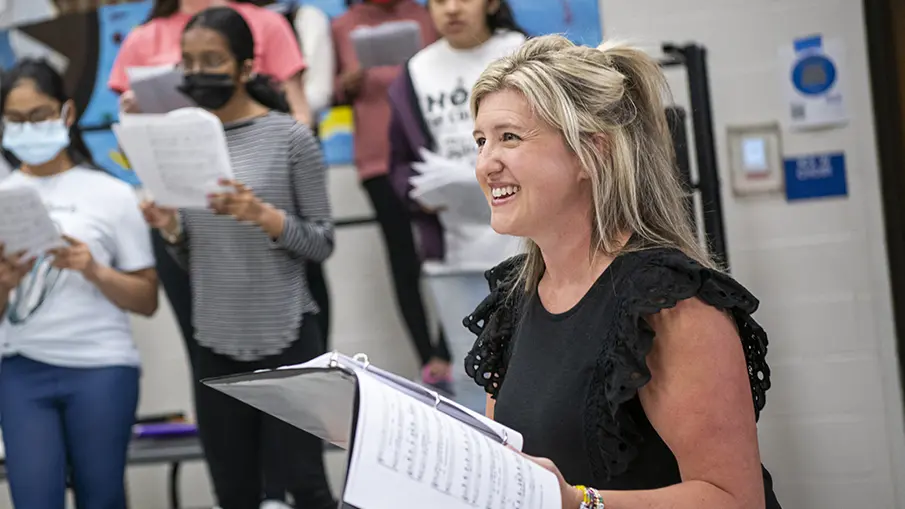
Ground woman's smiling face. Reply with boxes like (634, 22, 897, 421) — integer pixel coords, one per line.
(473, 89, 589, 239)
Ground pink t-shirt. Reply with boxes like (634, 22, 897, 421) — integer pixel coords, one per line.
(108, 2, 306, 94)
(332, 0, 438, 181)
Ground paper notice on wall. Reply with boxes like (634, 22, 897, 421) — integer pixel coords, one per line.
(778, 34, 848, 130)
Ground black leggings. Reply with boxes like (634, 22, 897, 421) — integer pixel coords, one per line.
(191, 317, 335, 509)
(362, 175, 450, 365)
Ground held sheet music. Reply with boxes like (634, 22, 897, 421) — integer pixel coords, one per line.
(126, 65, 194, 114)
(113, 108, 234, 208)
(350, 20, 422, 68)
(344, 371, 561, 509)
(0, 187, 65, 258)
(203, 352, 559, 509)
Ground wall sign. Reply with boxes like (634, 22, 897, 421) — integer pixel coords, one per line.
(783, 152, 848, 201)
(778, 34, 848, 130)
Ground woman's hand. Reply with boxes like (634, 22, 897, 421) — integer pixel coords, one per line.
(208, 179, 286, 238)
(140, 200, 181, 241)
(0, 244, 35, 294)
(340, 68, 365, 99)
(119, 90, 141, 114)
(50, 235, 98, 278)
(208, 179, 267, 223)
(521, 452, 585, 509)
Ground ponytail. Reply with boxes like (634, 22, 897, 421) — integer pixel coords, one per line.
(245, 74, 290, 113)
(595, 40, 673, 155)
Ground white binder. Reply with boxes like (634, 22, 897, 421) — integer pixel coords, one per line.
(204, 351, 561, 509)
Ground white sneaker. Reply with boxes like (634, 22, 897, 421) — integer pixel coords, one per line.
(261, 500, 292, 509)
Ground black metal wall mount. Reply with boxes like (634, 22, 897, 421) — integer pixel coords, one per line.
(660, 43, 730, 270)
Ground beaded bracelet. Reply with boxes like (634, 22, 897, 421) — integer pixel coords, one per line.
(574, 485, 605, 509)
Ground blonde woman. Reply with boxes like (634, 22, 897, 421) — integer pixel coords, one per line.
(464, 36, 782, 509)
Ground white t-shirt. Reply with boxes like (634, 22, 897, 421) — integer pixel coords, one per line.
(409, 30, 526, 271)
(0, 167, 155, 368)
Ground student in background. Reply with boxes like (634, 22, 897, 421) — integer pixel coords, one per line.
(263, 0, 335, 116)
(387, 0, 525, 411)
(332, 0, 454, 392)
(140, 8, 335, 509)
(0, 59, 157, 509)
(107, 0, 315, 400)
(237, 0, 335, 349)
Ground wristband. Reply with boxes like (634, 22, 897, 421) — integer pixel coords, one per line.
(574, 485, 605, 509)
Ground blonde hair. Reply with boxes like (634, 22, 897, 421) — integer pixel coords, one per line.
(470, 35, 715, 290)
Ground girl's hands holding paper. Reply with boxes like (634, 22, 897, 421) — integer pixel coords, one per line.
(209, 179, 286, 238)
(140, 201, 178, 230)
(50, 235, 97, 276)
(0, 243, 35, 294)
(140, 200, 181, 243)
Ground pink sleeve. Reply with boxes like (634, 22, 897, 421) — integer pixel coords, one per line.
(259, 14, 307, 83)
(108, 29, 145, 94)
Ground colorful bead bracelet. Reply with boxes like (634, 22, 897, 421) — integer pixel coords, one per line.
(575, 485, 605, 509)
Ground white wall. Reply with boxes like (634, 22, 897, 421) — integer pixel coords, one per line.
(598, 0, 905, 507)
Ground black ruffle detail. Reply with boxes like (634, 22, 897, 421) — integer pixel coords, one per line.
(463, 254, 526, 397)
(585, 249, 771, 480)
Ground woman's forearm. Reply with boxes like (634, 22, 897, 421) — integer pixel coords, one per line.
(85, 265, 158, 317)
(284, 73, 312, 126)
(596, 481, 744, 509)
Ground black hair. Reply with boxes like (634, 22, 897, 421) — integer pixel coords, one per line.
(487, 0, 525, 35)
(0, 59, 95, 168)
(184, 6, 290, 113)
(147, 0, 179, 21)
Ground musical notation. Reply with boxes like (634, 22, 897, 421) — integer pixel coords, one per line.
(113, 109, 234, 208)
(0, 187, 65, 257)
(344, 370, 560, 509)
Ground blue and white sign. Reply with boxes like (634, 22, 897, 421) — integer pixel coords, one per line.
(778, 35, 848, 130)
(783, 152, 848, 201)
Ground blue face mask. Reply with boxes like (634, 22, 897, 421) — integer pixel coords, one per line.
(2, 115, 71, 166)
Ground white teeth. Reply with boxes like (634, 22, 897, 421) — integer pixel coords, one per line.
(491, 185, 520, 198)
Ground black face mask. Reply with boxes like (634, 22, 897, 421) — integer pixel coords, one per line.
(179, 73, 237, 110)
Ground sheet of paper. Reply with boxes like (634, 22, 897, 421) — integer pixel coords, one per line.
(127, 66, 194, 114)
(113, 108, 234, 208)
(343, 371, 561, 509)
(410, 174, 492, 226)
(0, 157, 11, 181)
(350, 20, 422, 68)
(0, 187, 65, 258)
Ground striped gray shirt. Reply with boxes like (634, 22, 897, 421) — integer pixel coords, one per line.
(168, 112, 333, 361)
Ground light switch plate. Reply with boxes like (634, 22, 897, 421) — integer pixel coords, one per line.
(727, 123, 784, 196)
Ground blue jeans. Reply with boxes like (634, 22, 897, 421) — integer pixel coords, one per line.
(424, 269, 493, 414)
(0, 355, 139, 509)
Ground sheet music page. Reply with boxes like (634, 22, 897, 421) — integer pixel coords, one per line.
(410, 175, 492, 226)
(0, 187, 65, 258)
(343, 371, 561, 509)
(350, 20, 422, 68)
(113, 109, 233, 208)
(127, 66, 194, 114)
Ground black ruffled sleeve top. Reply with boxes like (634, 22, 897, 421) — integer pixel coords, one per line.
(464, 248, 782, 508)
